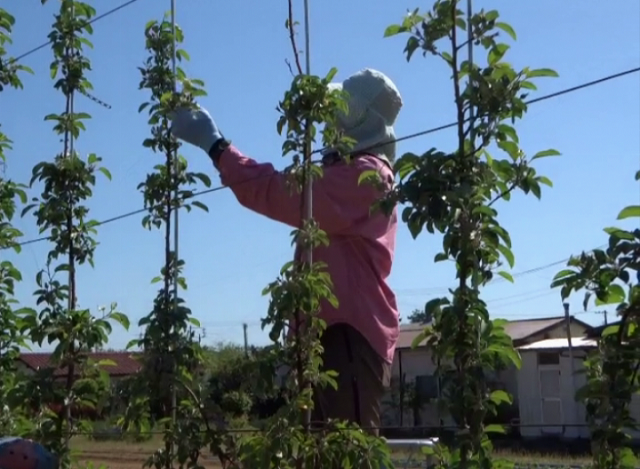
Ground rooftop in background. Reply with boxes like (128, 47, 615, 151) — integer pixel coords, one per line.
(585, 320, 622, 338)
(18, 351, 142, 377)
(517, 337, 597, 350)
(397, 316, 592, 349)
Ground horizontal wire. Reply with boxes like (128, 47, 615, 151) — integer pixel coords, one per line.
(5, 67, 637, 292)
(5, 0, 145, 108)
(7, 0, 145, 65)
(328, 66, 640, 156)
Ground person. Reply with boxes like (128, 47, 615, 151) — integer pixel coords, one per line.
(0, 437, 57, 469)
(170, 68, 402, 435)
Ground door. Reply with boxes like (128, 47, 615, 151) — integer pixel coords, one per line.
(539, 367, 563, 434)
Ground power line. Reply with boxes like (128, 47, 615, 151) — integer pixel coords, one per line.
(395, 243, 607, 297)
(8, 0, 144, 65)
(11, 66, 637, 249)
(347, 66, 640, 153)
(6, 0, 145, 109)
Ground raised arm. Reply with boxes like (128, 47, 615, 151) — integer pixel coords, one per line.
(215, 144, 393, 235)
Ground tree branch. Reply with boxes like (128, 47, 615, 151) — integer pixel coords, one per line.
(287, 0, 303, 75)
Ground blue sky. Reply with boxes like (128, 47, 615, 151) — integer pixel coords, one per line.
(2, 0, 639, 350)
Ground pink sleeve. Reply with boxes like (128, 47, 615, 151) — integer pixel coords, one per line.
(217, 145, 392, 234)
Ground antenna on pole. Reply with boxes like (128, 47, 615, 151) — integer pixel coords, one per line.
(243, 323, 249, 357)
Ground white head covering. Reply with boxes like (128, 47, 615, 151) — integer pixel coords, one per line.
(326, 69, 403, 166)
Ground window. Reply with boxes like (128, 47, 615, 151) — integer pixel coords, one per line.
(415, 375, 439, 400)
(537, 352, 560, 366)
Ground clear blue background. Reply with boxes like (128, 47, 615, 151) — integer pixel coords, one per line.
(2, 0, 639, 350)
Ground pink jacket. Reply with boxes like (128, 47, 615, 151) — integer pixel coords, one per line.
(217, 145, 399, 364)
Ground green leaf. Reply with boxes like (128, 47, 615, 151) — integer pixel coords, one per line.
(488, 44, 510, 65)
(98, 167, 112, 180)
(125, 339, 140, 350)
(176, 48, 190, 61)
(601, 325, 619, 337)
(497, 141, 520, 160)
(536, 175, 553, 187)
(384, 24, 406, 37)
(553, 269, 576, 281)
(358, 169, 380, 186)
(497, 244, 515, 268)
(619, 447, 638, 468)
(109, 312, 130, 330)
(526, 68, 559, 78)
(421, 445, 435, 455)
(473, 206, 498, 217)
(497, 124, 518, 143)
(485, 424, 507, 434)
(404, 36, 420, 61)
(617, 205, 640, 220)
(495, 22, 516, 40)
(192, 200, 209, 212)
(411, 327, 430, 349)
(497, 271, 514, 283)
(520, 81, 538, 90)
(594, 284, 626, 306)
(603, 227, 635, 240)
(489, 389, 512, 405)
(531, 149, 561, 161)
(434, 252, 448, 263)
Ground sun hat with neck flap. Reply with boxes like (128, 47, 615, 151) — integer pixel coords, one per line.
(326, 68, 403, 167)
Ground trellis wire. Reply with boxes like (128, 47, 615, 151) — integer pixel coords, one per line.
(7, 67, 639, 251)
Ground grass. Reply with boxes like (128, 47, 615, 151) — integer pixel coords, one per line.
(72, 437, 221, 468)
(71, 437, 592, 468)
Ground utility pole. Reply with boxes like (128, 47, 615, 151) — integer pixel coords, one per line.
(243, 323, 249, 357)
(563, 302, 579, 435)
(563, 302, 575, 367)
(593, 310, 608, 325)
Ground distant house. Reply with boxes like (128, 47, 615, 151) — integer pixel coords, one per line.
(517, 323, 640, 441)
(17, 351, 142, 383)
(383, 316, 592, 429)
(516, 337, 596, 439)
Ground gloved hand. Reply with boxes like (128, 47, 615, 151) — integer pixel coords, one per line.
(170, 105, 223, 153)
(0, 437, 57, 469)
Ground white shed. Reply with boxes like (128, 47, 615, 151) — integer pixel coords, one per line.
(516, 337, 596, 439)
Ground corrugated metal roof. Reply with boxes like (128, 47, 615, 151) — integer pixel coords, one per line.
(517, 337, 597, 350)
(397, 316, 572, 350)
(397, 323, 429, 349)
(504, 317, 565, 341)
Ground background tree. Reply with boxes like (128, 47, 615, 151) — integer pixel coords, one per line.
(407, 307, 433, 324)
